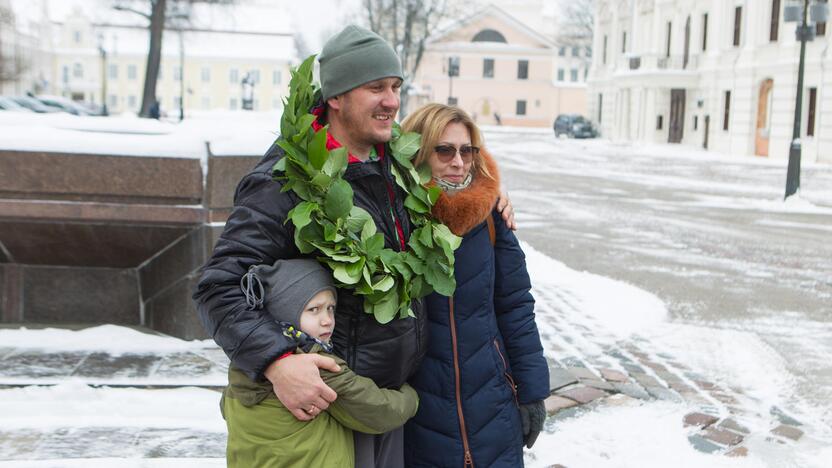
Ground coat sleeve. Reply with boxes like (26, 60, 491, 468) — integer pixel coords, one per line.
(321, 354, 419, 434)
(192, 146, 301, 382)
(491, 210, 550, 404)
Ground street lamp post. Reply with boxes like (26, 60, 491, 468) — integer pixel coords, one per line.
(447, 56, 459, 105)
(784, 0, 828, 199)
(97, 34, 108, 116)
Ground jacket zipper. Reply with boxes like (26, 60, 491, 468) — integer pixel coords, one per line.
(348, 316, 359, 369)
(379, 147, 406, 251)
(449, 298, 474, 468)
(494, 339, 519, 407)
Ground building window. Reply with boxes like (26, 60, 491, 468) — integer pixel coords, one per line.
(128, 95, 137, 109)
(586, 46, 592, 58)
(230, 68, 239, 84)
(471, 29, 507, 43)
(558, 47, 566, 56)
(571, 46, 579, 57)
(62, 65, 69, 83)
(622, 31, 627, 53)
(770, 0, 781, 41)
(202, 96, 210, 110)
(818, 0, 828, 36)
(74, 31, 81, 44)
(657, 115, 664, 130)
(516, 100, 526, 116)
(273, 69, 281, 85)
(447, 96, 458, 106)
(174, 96, 181, 108)
(666, 21, 672, 57)
(230, 98, 237, 110)
(108, 64, 118, 79)
(702, 13, 709, 51)
(723, 90, 731, 131)
(603, 35, 608, 64)
(273, 98, 280, 109)
(448, 56, 460, 76)
(557, 68, 565, 81)
(73, 63, 83, 78)
(250, 69, 261, 84)
(108, 94, 118, 108)
(517, 60, 528, 79)
(483, 58, 494, 78)
(598, 93, 603, 123)
(570, 68, 578, 82)
(201, 67, 210, 82)
(733, 6, 742, 47)
(807, 87, 818, 136)
(128, 64, 137, 80)
(173, 66, 182, 81)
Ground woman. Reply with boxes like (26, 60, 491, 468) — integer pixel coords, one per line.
(401, 104, 549, 467)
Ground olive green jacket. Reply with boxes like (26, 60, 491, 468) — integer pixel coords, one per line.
(222, 346, 419, 468)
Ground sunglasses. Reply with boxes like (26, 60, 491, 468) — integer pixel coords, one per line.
(433, 144, 480, 162)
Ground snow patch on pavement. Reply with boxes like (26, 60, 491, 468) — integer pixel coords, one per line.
(523, 241, 668, 338)
(0, 382, 226, 431)
(0, 325, 217, 354)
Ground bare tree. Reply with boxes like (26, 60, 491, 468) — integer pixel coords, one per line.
(0, 5, 29, 86)
(113, 0, 235, 118)
(363, 0, 462, 116)
(555, 0, 594, 50)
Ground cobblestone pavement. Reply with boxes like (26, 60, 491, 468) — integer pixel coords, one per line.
(533, 281, 810, 462)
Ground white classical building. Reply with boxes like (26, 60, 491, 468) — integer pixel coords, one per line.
(588, 0, 832, 163)
(4, 0, 296, 115)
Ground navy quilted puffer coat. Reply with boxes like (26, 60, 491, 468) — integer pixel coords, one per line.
(404, 151, 549, 467)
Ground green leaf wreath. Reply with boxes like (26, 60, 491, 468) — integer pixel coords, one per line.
(272, 55, 461, 324)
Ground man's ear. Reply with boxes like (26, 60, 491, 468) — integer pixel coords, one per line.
(327, 95, 341, 112)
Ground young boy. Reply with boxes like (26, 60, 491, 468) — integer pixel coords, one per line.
(221, 259, 419, 468)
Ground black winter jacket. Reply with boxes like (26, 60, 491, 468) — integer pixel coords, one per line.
(193, 141, 427, 388)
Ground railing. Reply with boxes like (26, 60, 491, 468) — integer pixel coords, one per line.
(618, 53, 699, 72)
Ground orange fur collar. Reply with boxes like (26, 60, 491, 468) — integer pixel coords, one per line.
(431, 148, 500, 236)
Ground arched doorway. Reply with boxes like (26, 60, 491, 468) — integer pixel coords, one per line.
(755, 79, 774, 157)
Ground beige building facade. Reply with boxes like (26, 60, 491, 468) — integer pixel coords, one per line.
(4, 1, 295, 115)
(589, 0, 832, 163)
(414, 4, 587, 128)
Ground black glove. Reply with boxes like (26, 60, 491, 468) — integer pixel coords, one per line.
(519, 400, 546, 448)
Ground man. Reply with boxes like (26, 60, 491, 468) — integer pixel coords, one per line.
(194, 25, 513, 467)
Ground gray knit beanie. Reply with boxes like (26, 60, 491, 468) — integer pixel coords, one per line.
(244, 259, 336, 328)
(318, 25, 404, 100)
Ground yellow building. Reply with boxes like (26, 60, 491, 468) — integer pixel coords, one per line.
(8, 1, 296, 115)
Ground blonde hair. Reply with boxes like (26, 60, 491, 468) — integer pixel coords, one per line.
(400, 103, 494, 180)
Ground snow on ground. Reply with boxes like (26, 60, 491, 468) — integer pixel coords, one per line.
(0, 324, 216, 354)
(0, 110, 281, 159)
(0, 459, 225, 468)
(0, 382, 225, 431)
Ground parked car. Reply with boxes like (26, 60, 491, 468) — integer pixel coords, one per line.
(553, 114, 598, 138)
(33, 95, 94, 116)
(10, 96, 62, 113)
(0, 96, 33, 112)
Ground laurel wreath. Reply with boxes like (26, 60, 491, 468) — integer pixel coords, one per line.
(271, 55, 461, 324)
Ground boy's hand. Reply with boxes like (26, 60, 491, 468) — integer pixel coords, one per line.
(497, 190, 516, 231)
(264, 353, 340, 421)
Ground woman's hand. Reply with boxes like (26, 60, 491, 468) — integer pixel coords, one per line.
(519, 400, 546, 448)
(496, 190, 516, 231)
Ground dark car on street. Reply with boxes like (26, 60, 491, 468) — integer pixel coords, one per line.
(553, 114, 598, 139)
